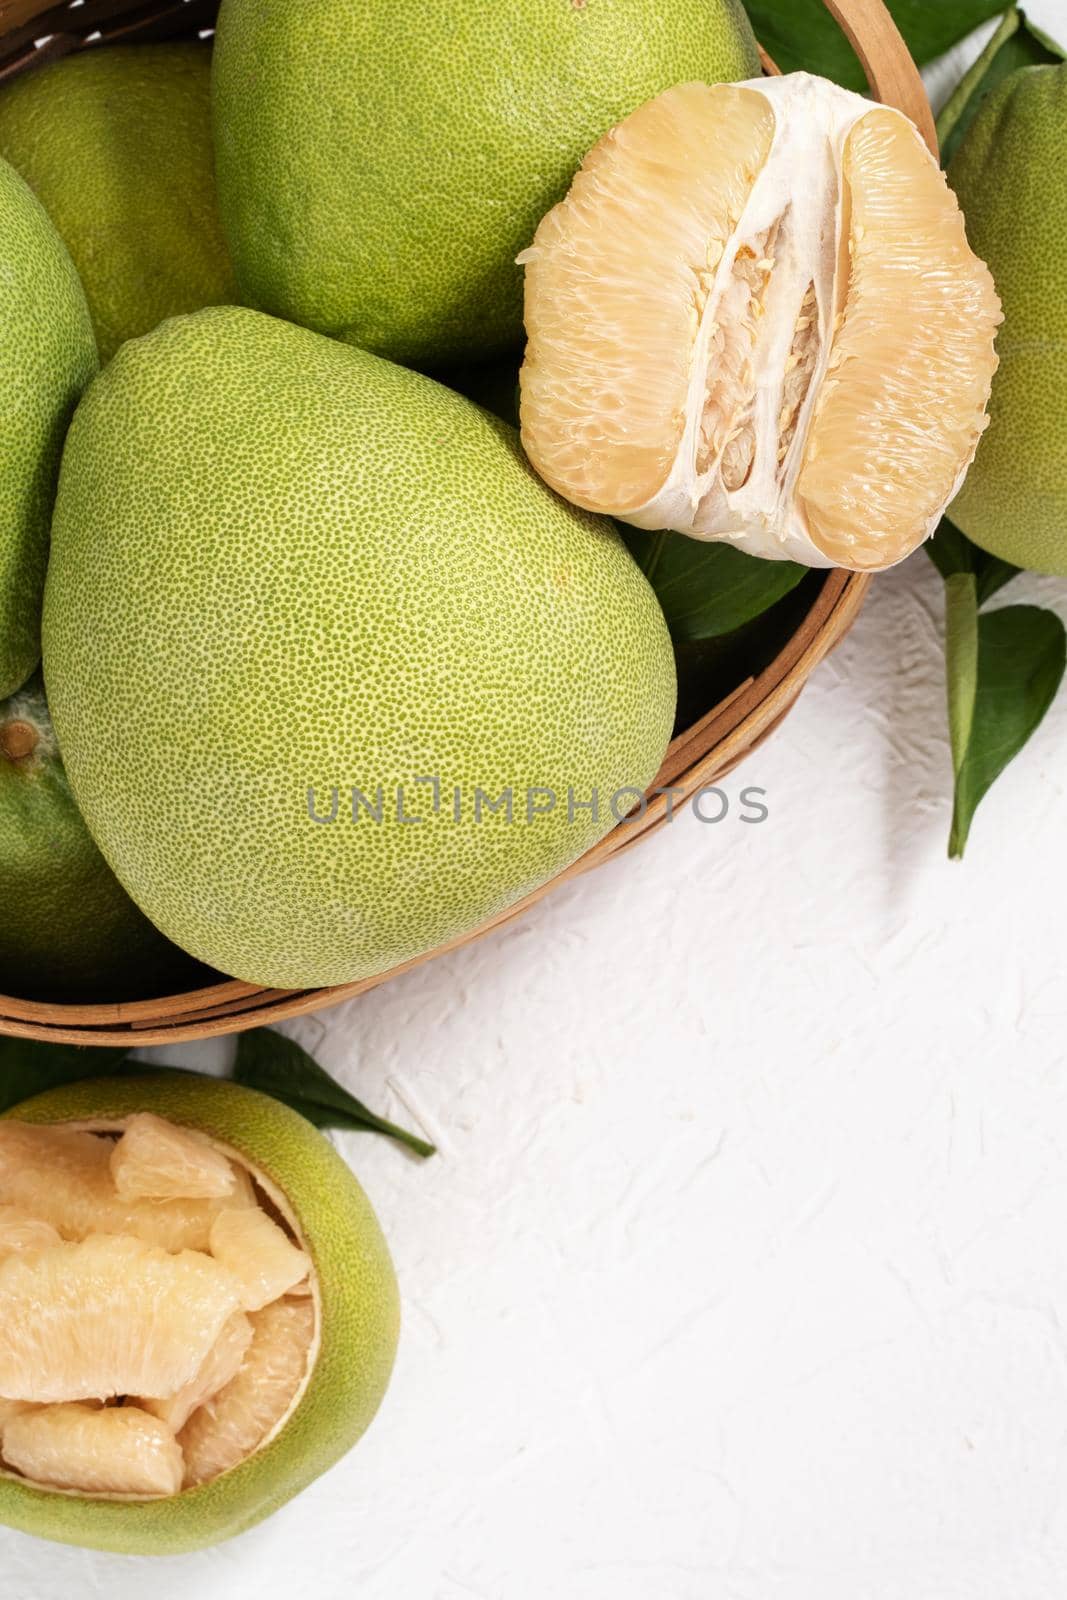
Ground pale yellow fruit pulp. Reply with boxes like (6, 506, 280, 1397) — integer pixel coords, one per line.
(209, 1206, 310, 1312)
(0, 1112, 319, 1501)
(0, 1233, 240, 1402)
(111, 1112, 239, 1201)
(0, 1121, 253, 1250)
(138, 1311, 253, 1434)
(3, 1404, 183, 1497)
(179, 1297, 316, 1488)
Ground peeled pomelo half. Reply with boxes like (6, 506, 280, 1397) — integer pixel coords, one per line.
(0, 1074, 398, 1554)
(519, 73, 1002, 572)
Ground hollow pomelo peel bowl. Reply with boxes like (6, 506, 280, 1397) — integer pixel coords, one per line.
(0, 1073, 398, 1554)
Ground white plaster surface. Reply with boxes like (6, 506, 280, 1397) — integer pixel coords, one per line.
(5, 8, 1067, 1596)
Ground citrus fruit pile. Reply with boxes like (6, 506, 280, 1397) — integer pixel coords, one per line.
(0, 0, 1013, 1007)
(0, 1074, 398, 1554)
(0, 0, 1050, 1550)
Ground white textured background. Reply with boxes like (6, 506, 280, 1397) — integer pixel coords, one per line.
(7, 9, 1067, 1596)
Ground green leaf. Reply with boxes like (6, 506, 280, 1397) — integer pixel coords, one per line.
(234, 1029, 435, 1159)
(947, 603, 1066, 857)
(746, 0, 1005, 91)
(0, 1037, 131, 1115)
(926, 517, 1020, 605)
(945, 572, 980, 766)
(937, 8, 1066, 165)
(622, 527, 806, 642)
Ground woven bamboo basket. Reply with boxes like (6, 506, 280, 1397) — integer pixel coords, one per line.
(0, 0, 934, 1046)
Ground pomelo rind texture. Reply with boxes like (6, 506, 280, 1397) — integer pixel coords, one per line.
(43, 307, 676, 990)
(0, 157, 96, 699)
(948, 64, 1067, 574)
(0, 44, 237, 364)
(211, 0, 761, 365)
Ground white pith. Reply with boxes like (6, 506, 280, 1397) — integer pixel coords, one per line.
(618, 75, 868, 563)
(0, 1117, 320, 1501)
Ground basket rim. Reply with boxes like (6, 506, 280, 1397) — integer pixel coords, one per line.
(0, 570, 871, 1046)
(0, 0, 927, 1043)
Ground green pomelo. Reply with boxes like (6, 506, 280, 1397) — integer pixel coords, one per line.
(0, 157, 96, 700)
(0, 1072, 398, 1554)
(212, 0, 760, 366)
(0, 45, 237, 364)
(948, 64, 1067, 573)
(0, 677, 207, 1004)
(43, 307, 676, 990)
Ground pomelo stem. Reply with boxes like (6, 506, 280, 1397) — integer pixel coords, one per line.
(0, 720, 38, 762)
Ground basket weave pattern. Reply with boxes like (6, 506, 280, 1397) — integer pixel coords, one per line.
(0, 0, 931, 1043)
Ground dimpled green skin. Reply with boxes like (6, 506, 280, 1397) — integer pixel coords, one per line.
(0, 158, 96, 699)
(0, 678, 207, 1004)
(44, 307, 676, 990)
(212, 0, 760, 365)
(948, 65, 1067, 573)
(0, 45, 237, 364)
(0, 1073, 399, 1554)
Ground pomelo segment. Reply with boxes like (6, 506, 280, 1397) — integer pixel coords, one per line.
(209, 1205, 310, 1312)
(0, 1205, 61, 1256)
(0, 1399, 38, 1437)
(797, 108, 1003, 567)
(111, 1112, 238, 1201)
(179, 1296, 316, 1487)
(0, 1120, 252, 1250)
(139, 1311, 253, 1434)
(0, 1233, 240, 1402)
(520, 72, 1001, 572)
(3, 1404, 183, 1497)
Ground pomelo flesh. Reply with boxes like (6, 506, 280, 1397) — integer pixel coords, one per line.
(0, 1120, 253, 1251)
(139, 1312, 254, 1435)
(520, 75, 1002, 572)
(209, 1206, 310, 1312)
(0, 1232, 241, 1402)
(179, 1298, 316, 1488)
(111, 1113, 239, 1202)
(3, 1405, 184, 1498)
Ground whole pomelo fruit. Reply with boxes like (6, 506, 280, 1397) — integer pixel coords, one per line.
(43, 306, 675, 990)
(212, 0, 760, 366)
(0, 157, 96, 699)
(948, 64, 1067, 573)
(0, 676, 207, 1003)
(0, 1072, 398, 1553)
(0, 45, 236, 364)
